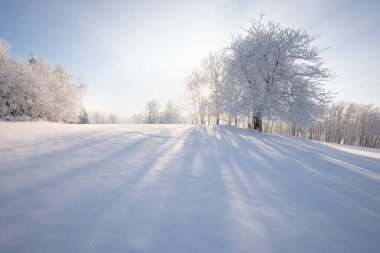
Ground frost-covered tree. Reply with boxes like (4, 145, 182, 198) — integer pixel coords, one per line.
(0, 38, 86, 122)
(0, 39, 13, 116)
(185, 68, 215, 125)
(220, 56, 253, 126)
(184, 50, 227, 125)
(202, 50, 226, 125)
(225, 15, 332, 131)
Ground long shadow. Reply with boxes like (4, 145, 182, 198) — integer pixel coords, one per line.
(66, 126, 195, 252)
(0, 130, 155, 202)
(1, 125, 379, 253)
(0, 127, 192, 252)
(223, 126, 380, 203)
(215, 125, 380, 252)
(241, 129, 380, 171)
(146, 126, 234, 252)
(0, 129, 125, 178)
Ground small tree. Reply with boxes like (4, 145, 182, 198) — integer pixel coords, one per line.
(78, 110, 90, 124)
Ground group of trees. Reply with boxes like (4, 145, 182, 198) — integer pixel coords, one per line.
(311, 102, 379, 148)
(184, 15, 380, 148)
(260, 102, 380, 148)
(91, 111, 118, 124)
(132, 100, 185, 124)
(185, 50, 226, 126)
(186, 15, 332, 132)
(0, 38, 86, 122)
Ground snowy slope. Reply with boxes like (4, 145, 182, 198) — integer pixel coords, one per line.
(0, 122, 379, 253)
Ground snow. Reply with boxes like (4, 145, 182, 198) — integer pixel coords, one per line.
(0, 115, 31, 122)
(318, 141, 380, 159)
(1, 122, 379, 253)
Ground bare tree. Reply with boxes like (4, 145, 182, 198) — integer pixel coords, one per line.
(262, 102, 380, 148)
(92, 111, 105, 124)
(144, 100, 160, 124)
(161, 100, 183, 124)
(131, 114, 143, 124)
(108, 113, 118, 124)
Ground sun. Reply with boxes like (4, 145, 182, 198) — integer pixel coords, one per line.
(200, 86, 211, 98)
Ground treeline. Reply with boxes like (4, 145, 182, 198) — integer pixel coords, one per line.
(131, 100, 186, 124)
(189, 102, 379, 149)
(260, 102, 380, 148)
(0, 38, 86, 122)
(91, 112, 118, 124)
(319, 103, 379, 147)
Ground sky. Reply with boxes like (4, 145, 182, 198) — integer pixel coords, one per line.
(0, 0, 379, 120)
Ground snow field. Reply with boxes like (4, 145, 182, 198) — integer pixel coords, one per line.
(0, 122, 379, 252)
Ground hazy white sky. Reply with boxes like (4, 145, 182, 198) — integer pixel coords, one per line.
(1, 0, 379, 119)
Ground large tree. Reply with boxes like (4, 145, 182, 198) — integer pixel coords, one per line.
(226, 15, 332, 131)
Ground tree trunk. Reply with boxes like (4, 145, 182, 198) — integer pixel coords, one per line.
(253, 114, 262, 132)
(291, 123, 296, 136)
(216, 117, 220, 125)
(234, 116, 237, 126)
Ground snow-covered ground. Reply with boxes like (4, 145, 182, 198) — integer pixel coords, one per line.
(1, 122, 379, 253)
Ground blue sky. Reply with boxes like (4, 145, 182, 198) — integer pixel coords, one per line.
(1, 0, 379, 118)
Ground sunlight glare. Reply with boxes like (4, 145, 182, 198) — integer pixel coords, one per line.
(200, 86, 211, 98)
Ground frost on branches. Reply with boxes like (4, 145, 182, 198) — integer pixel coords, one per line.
(185, 50, 226, 126)
(0, 38, 86, 123)
(225, 15, 332, 132)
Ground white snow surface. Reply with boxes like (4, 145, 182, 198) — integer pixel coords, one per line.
(1, 122, 379, 253)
